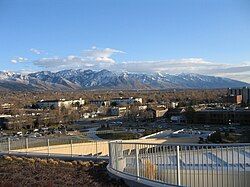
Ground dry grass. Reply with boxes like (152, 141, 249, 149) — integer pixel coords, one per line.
(0, 155, 127, 187)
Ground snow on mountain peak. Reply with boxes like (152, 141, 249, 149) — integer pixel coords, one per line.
(0, 69, 248, 90)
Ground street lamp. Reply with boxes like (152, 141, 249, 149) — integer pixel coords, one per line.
(228, 119, 231, 130)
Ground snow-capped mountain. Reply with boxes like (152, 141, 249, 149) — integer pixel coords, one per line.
(0, 69, 248, 91)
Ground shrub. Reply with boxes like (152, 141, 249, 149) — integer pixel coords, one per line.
(209, 131, 222, 143)
(47, 158, 54, 163)
(98, 161, 107, 168)
(39, 159, 48, 165)
(144, 160, 156, 180)
(72, 161, 78, 165)
(10, 156, 18, 160)
(58, 160, 66, 165)
(15, 157, 23, 162)
(65, 162, 73, 166)
(47, 158, 59, 166)
(34, 158, 42, 162)
(89, 161, 94, 166)
(78, 161, 90, 168)
(51, 160, 59, 166)
(27, 158, 36, 164)
(3, 155, 13, 161)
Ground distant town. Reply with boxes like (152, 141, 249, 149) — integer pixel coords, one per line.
(0, 87, 249, 143)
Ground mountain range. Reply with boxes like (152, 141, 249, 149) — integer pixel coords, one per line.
(0, 69, 249, 91)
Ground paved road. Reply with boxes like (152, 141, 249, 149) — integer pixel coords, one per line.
(140, 130, 173, 139)
(85, 127, 104, 141)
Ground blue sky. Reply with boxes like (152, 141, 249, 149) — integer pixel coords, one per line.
(0, 0, 250, 82)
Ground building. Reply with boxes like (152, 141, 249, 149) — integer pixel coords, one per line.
(110, 107, 127, 116)
(37, 98, 85, 109)
(228, 87, 250, 104)
(223, 95, 242, 104)
(190, 108, 250, 125)
(165, 108, 186, 118)
(110, 97, 142, 105)
(146, 107, 168, 118)
(1, 103, 13, 110)
(170, 115, 186, 124)
(138, 105, 147, 110)
(0, 115, 12, 129)
(170, 102, 179, 109)
(37, 100, 59, 108)
(89, 100, 110, 107)
(81, 112, 97, 118)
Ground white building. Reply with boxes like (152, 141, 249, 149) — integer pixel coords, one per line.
(37, 98, 85, 109)
(89, 100, 110, 107)
(138, 105, 147, 110)
(170, 102, 179, 108)
(110, 107, 127, 116)
(110, 97, 142, 105)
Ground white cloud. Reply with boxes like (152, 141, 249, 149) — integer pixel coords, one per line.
(34, 56, 86, 70)
(34, 47, 125, 71)
(30, 48, 41, 55)
(83, 47, 125, 58)
(82, 47, 125, 66)
(30, 48, 48, 55)
(33, 55, 113, 71)
(113, 58, 250, 82)
(113, 58, 215, 74)
(11, 57, 28, 64)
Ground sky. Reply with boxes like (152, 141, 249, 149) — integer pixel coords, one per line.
(0, 0, 250, 82)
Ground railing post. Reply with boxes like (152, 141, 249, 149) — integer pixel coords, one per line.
(115, 141, 118, 170)
(47, 138, 50, 156)
(95, 141, 98, 158)
(70, 139, 73, 157)
(108, 142, 112, 168)
(135, 144, 140, 180)
(25, 138, 29, 155)
(176, 145, 181, 186)
(8, 137, 11, 154)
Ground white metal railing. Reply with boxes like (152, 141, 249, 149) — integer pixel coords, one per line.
(108, 142, 250, 187)
(0, 137, 109, 158)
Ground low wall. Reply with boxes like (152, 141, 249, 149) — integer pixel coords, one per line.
(10, 139, 166, 156)
(11, 141, 109, 156)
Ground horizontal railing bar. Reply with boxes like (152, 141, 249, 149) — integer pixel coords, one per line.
(1, 137, 106, 142)
(110, 141, 250, 147)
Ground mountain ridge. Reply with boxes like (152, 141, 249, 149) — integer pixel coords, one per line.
(0, 69, 248, 91)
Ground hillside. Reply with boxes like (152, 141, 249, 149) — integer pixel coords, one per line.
(0, 69, 248, 91)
